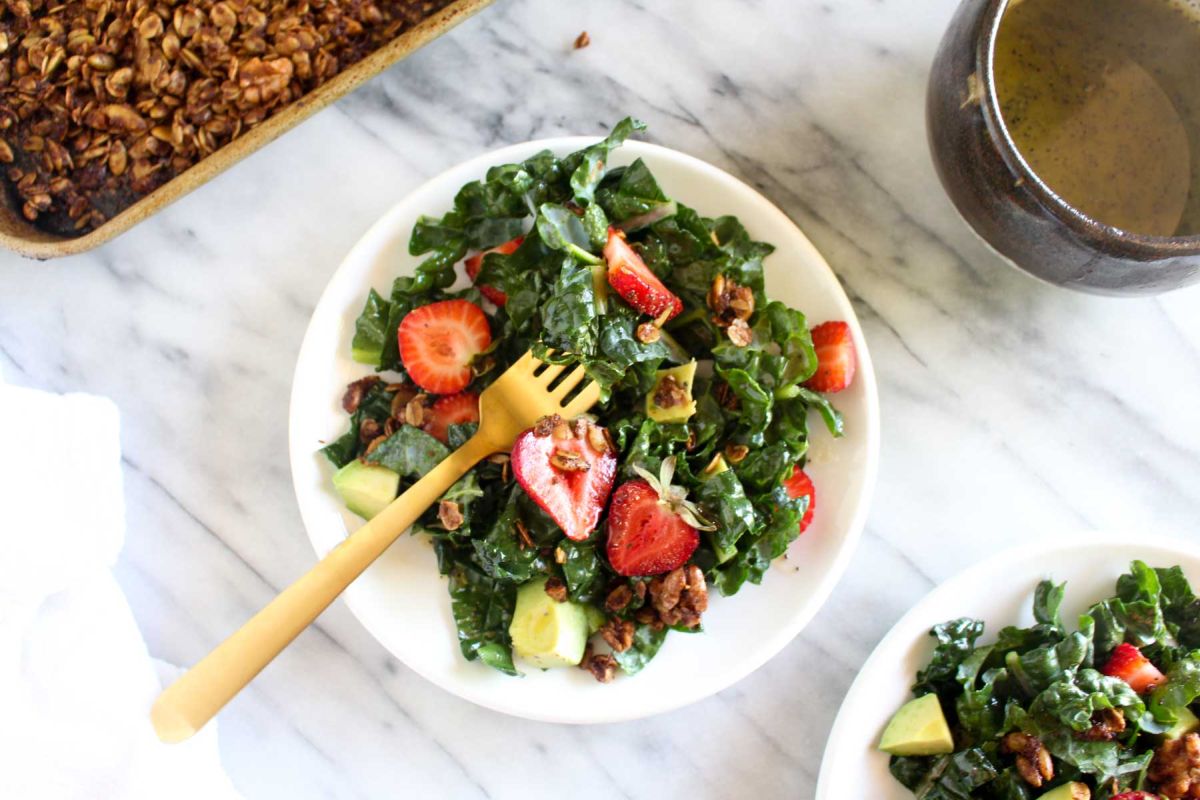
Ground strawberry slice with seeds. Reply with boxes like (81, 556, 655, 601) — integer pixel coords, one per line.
(397, 299, 491, 395)
(606, 456, 715, 577)
(423, 392, 479, 444)
(804, 320, 857, 393)
(782, 465, 816, 532)
(604, 228, 683, 321)
(464, 236, 523, 306)
(1101, 643, 1165, 693)
(510, 415, 617, 541)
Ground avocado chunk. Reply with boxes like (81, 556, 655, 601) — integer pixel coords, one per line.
(646, 361, 698, 423)
(585, 605, 607, 635)
(333, 460, 400, 520)
(1163, 706, 1200, 740)
(508, 578, 590, 669)
(1038, 782, 1089, 800)
(701, 453, 729, 479)
(879, 694, 954, 756)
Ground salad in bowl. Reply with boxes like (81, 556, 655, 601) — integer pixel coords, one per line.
(881, 561, 1200, 800)
(318, 118, 858, 682)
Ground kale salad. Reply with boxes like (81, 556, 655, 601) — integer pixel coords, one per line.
(321, 118, 858, 681)
(881, 561, 1200, 800)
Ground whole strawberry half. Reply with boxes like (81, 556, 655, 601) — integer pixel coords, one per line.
(423, 392, 479, 444)
(510, 415, 617, 541)
(397, 299, 491, 395)
(604, 227, 683, 321)
(464, 235, 523, 306)
(606, 456, 715, 577)
(1101, 643, 1165, 693)
(804, 320, 857, 393)
(782, 465, 816, 532)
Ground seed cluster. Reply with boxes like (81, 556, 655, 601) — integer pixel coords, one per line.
(0, 0, 454, 235)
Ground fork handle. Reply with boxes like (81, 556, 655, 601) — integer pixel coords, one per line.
(150, 433, 499, 743)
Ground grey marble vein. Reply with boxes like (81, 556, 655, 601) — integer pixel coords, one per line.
(2, 0, 1199, 797)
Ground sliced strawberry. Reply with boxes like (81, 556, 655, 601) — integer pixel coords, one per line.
(423, 392, 479, 444)
(604, 227, 683, 321)
(804, 320, 857, 393)
(464, 235, 523, 306)
(605, 457, 713, 577)
(1110, 793, 1161, 800)
(1101, 643, 1165, 694)
(397, 299, 491, 395)
(510, 415, 617, 541)
(782, 465, 816, 532)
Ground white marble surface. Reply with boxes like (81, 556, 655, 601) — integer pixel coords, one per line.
(1, 0, 1199, 797)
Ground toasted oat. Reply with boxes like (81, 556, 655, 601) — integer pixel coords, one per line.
(724, 443, 749, 464)
(636, 321, 661, 344)
(1001, 732, 1054, 788)
(707, 274, 755, 328)
(358, 417, 382, 444)
(550, 449, 590, 472)
(533, 414, 561, 438)
(586, 422, 610, 455)
(726, 318, 753, 347)
(573, 30, 590, 49)
(403, 395, 427, 427)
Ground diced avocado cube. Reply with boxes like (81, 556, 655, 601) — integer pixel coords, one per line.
(701, 454, 729, 479)
(333, 460, 400, 520)
(585, 605, 607, 635)
(1163, 706, 1200, 740)
(351, 345, 383, 365)
(1038, 782, 1090, 800)
(646, 361, 698, 423)
(508, 578, 590, 669)
(878, 693, 954, 756)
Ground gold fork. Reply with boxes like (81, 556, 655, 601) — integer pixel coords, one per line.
(151, 350, 600, 743)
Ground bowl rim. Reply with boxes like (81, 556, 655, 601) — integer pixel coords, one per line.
(976, 0, 1200, 257)
(286, 135, 882, 723)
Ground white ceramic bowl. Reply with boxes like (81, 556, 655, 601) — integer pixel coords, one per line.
(816, 536, 1200, 798)
(288, 137, 880, 723)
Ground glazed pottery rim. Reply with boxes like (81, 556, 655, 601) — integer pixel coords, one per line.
(977, 0, 1200, 257)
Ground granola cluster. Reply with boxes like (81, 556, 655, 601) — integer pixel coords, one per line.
(0, 0, 453, 234)
(1150, 733, 1200, 799)
(1000, 732, 1054, 788)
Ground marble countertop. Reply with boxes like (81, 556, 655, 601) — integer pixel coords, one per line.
(3, 0, 1199, 797)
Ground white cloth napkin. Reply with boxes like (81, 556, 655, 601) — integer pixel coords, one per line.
(0, 375, 241, 800)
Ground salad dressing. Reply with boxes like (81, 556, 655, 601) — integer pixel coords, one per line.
(994, 0, 1200, 236)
